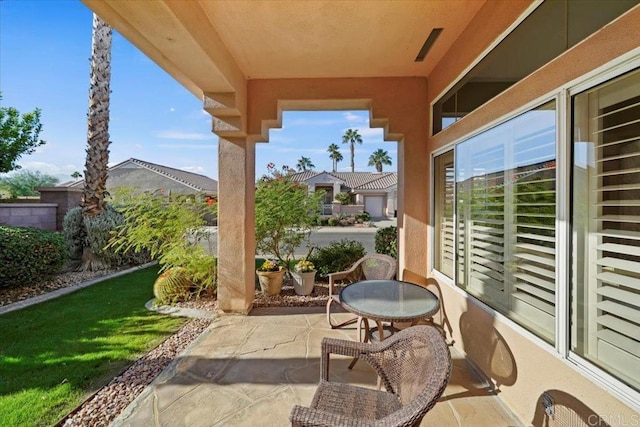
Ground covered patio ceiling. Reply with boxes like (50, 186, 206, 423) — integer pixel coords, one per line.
(82, 1, 486, 100)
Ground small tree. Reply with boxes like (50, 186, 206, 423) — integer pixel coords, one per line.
(0, 94, 45, 173)
(0, 170, 58, 198)
(108, 189, 218, 296)
(255, 163, 324, 267)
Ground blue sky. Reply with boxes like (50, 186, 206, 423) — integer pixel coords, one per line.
(0, 1, 396, 182)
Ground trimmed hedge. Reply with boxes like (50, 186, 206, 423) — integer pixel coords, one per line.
(0, 226, 67, 288)
(375, 226, 398, 259)
(309, 239, 366, 278)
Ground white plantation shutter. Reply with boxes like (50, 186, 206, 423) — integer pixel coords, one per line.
(511, 130, 557, 342)
(435, 152, 455, 278)
(466, 146, 508, 310)
(580, 82, 640, 389)
(456, 101, 556, 342)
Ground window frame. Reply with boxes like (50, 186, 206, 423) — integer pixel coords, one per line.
(430, 51, 640, 412)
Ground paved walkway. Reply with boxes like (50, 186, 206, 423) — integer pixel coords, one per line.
(113, 307, 521, 426)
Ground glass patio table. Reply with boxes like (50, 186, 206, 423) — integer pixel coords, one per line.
(339, 279, 440, 343)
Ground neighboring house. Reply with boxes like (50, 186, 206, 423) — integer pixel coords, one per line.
(289, 171, 397, 218)
(61, 158, 218, 197)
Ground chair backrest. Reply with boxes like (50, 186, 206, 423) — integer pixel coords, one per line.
(356, 254, 397, 281)
(366, 325, 452, 426)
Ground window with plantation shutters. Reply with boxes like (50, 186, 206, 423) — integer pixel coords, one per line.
(434, 151, 455, 278)
(572, 68, 640, 391)
(455, 101, 557, 343)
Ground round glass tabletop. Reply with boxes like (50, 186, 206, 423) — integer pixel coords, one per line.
(339, 280, 439, 322)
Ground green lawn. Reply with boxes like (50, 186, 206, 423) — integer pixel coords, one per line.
(0, 265, 187, 427)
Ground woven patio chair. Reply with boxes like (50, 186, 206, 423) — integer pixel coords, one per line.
(326, 254, 397, 329)
(289, 325, 452, 427)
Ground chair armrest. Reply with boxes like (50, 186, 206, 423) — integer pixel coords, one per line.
(328, 270, 351, 284)
(320, 337, 384, 380)
(328, 270, 353, 295)
(290, 405, 375, 427)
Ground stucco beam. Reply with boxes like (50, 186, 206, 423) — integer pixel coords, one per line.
(247, 77, 426, 139)
(83, 0, 204, 99)
(212, 116, 244, 138)
(163, 1, 246, 93)
(83, 0, 248, 117)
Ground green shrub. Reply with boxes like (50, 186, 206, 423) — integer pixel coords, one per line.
(63, 205, 149, 267)
(62, 207, 85, 259)
(320, 217, 329, 226)
(109, 189, 217, 297)
(356, 211, 371, 222)
(309, 239, 365, 278)
(339, 216, 356, 226)
(0, 226, 67, 288)
(375, 226, 398, 259)
(334, 192, 353, 205)
(85, 205, 150, 267)
(327, 217, 339, 226)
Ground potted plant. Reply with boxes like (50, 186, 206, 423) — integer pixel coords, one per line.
(256, 259, 285, 295)
(291, 259, 316, 296)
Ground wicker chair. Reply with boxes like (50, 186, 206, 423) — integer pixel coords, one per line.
(290, 325, 452, 427)
(326, 254, 397, 329)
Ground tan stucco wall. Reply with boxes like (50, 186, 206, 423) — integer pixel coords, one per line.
(247, 77, 430, 276)
(437, 283, 637, 425)
(425, 3, 640, 424)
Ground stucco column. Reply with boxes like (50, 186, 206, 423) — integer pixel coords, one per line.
(217, 137, 255, 313)
(333, 182, 341, 199)
(397, 131, 429, 278)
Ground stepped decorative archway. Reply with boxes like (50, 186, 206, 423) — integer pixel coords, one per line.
(206, 77, 430, 313)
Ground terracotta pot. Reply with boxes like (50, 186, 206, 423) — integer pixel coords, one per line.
(291, 271, 316, 296)
(256, 268, 284, 295)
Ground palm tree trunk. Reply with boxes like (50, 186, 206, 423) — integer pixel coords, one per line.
(80, 13, 112, 271)
(350, 142, 355, 172)
(83, 13, 111, 217)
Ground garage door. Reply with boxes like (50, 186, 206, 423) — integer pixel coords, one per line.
(364, 196, 384, 218)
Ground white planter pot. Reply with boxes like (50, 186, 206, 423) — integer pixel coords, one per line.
(291, 271, 316, 296)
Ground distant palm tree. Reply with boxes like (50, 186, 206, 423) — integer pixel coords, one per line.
(296, 156, 315, 172)
(342, 129, 363, 172)
(71, 171, 82, 180)
(368, 149, 392, 172)
(327, 143, 343, 172)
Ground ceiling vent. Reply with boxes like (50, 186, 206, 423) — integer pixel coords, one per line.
(415, 28, 443, 62)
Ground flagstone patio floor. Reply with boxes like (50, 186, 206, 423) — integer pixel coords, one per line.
(112, 307, 522, 426)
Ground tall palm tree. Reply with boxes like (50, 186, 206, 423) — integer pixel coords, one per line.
(342, 129, 363, 172)
(296, 156, 315, 172)
(368, 148, 392, 172)
(327, 143, 343, 172)
(80, 13, 112, 270)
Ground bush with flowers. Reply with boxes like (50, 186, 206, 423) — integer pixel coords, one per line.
(294, 259, 315, 273)
(257, 259, 282, 272)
